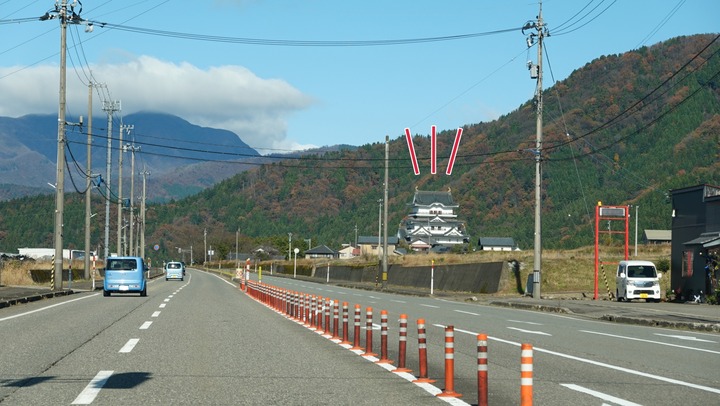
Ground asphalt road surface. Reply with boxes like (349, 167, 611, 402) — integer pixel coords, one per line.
(2, 268, 719, 405)
(253, 272, 720, 406)
(0, 269, 446, 405)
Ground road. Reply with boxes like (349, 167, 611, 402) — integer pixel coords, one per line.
(256, 272, 720, 405)
(0, 269, 443, 405)
(1, 268, 718, 405)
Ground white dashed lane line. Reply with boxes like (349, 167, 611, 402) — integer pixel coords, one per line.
(139, 321, 152, 330)
(119, 338, 140, 353)
(71, 370, 113, 405)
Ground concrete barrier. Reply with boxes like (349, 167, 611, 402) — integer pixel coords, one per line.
(276, 262, 507, 294)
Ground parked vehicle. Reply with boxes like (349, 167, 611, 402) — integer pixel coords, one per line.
(165, 261, 184, 281)
(103, 256, 147, 297)
(615, 260, 661, 302)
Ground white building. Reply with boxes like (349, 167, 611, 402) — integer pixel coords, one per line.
(398, 189, 470, 252)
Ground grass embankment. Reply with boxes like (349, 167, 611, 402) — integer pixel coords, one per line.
(0, 259, 96, 286)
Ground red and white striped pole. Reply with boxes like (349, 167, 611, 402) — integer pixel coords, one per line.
(394, 314, 412, 373)
(376, 310, 392, 364)
(324, 298, 331, 335)
(477, 334, 488, 406)
(363, 307, 377, 357)
(304, 294, 310, 325)
(315, 296, 324, 332)
(437, 325, 461, 398)
(413, 318, 435, 383)
(341, 302, 350, 345)
(521, 343, 533, 406)
(332, 300, 340, 339)
(351, 304, 362, 350)
(309, 296, 316, 328)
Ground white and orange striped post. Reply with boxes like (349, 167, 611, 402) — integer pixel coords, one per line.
(302, 294, 310, 325)
(315, 296, 324, 332)
(332, 300, 340, 339)
(376, 310, 393, 364)
(477, 334, 488, 406)
(351, 304, 363, 350)
(413, 318, 436, 383)
(340, 301, 350, 345)
(324, 298, 331, 336)
(394, 314, 412, 373)
(363, 307, 377, 357)
(521, 343, 533, 406)
(437, 325, 461, 398)
(309, 295, 317, 328)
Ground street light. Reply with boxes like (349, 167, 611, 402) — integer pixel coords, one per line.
(293, 247, 299, 278)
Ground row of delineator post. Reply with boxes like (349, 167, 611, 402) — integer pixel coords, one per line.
(245, 281, 535, 405)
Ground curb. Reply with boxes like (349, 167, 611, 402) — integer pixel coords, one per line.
(601, 314, 720, 333)
(0, 289, 75, 309)
(488, 300, 572, 314)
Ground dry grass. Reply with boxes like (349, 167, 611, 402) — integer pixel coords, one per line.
(0, 260, 37, 285)
(0, 259, 97, 286)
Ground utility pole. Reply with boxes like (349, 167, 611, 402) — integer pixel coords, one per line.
(382, 135, 389, 289)
(123, 133, 137, 256)
(102, 98, 120, 259)
(377, 199, 382, 258)
(524, 1, 547, 299)
(288, 232, 292, 260)
(43, 0, 90, 290)
(235, 228, 239, 268)
(204, 228, 208, 265)
(84, 82, 93, 280)
(140, 166, 149, 259)
(116, 122, 125, 256)
(51, 0, 69, 291)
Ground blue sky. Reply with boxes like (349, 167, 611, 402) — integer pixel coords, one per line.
(0, 0, 717, 153)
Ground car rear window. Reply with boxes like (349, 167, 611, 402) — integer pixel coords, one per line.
(167, 263, 182, 269)
(107, 259, 137, 270)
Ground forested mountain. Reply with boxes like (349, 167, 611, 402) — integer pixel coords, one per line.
(1, 34, 718, 258)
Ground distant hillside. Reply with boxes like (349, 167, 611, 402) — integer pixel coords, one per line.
(0, 112, 260, 201)
(0, 34, 718, 257)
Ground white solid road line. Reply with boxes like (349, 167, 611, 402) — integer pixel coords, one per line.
(561, 384, 642, 406)
(582, 330, 720, 355)
(0, 294, 99, 322)
(71, 370, 113, 405)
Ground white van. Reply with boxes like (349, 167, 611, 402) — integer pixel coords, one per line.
(615, 260, 661, 302)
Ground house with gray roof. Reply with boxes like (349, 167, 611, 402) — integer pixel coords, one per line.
(303, 245, 337, 259)
(478, 237, 519, 251)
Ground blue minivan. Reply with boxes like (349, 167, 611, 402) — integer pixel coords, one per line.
(103, 256, 147, 297)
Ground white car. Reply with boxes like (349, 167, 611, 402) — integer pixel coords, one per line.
(616, 260, 661, 302)
(165, 261, 184, 281)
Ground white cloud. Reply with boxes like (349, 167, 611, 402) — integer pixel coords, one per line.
(0, 56, 314, 153)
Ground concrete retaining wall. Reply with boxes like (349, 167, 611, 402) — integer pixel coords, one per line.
(276, 262, 506, 294)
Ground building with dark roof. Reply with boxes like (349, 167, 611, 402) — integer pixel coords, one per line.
(303, 245, 337, 259)
(670, 184, 720, 302)
(478, 237, 519, 251)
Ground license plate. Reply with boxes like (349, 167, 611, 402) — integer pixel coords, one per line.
(640, 293, 648, 298)
(119, 285, 129, 291)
